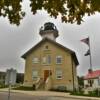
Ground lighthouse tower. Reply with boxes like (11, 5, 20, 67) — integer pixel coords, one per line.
(39, 22, 59, 41)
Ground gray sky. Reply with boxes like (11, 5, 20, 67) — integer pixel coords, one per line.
(0, 0, 100, 76)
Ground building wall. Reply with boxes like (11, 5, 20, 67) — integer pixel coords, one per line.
(84, 78, 100, 89)
(41, 33, 56, 41)
(24, 41, 78, 91)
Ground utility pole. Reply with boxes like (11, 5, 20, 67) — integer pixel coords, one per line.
(8, 82, 11, 100)
(8, 70, 11, 100)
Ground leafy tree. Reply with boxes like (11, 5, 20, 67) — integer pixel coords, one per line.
(1, 0, 100, 25)
(78, 76, 84, 90)
(30, 0, 100, 25)
(0, 0, 25, 25)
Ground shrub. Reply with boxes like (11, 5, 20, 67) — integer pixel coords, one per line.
(50, 86, 68, 92)
(32, 84, 36, 90)
(0, 84, 8, 88)
(12, 86, 34, 91)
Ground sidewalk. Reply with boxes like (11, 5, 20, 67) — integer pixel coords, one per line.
(0, 88, 100, 100)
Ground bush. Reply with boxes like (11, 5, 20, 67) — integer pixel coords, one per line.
(0, 84, 8, 88)
(70, 90, 84, 95)
(50, 86, 68, 92)
(12, 86, 34, 91)
(88, 89, 100, 97)
(32, 84, 36, 90)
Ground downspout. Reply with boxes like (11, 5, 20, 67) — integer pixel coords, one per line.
(71, 54, 75, 91)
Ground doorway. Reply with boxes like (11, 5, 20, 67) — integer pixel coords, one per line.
(44, 70, 51, 81)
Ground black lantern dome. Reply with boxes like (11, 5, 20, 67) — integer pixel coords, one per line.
(39, 22, 59, 41)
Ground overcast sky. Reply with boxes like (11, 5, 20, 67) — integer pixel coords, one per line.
(0, 0, 100, 76)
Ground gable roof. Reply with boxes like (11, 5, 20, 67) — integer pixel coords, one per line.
(84, 70, 100, 79)
(21, 38, 79, 66)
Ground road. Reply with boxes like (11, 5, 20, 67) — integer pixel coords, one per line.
(0, 91, 81, 100)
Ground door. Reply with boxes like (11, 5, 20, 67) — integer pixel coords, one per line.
(44, 70, 51, 81)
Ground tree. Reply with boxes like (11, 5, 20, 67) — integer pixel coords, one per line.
(1, 0, 100, 25)
(0, 0, 25, 25)
(77, 76, 84, 91)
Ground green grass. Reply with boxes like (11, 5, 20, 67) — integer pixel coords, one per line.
(70, 90, 100, 97)
(0, 84, 8, 88)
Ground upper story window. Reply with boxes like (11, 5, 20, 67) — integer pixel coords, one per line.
(32, 70, 38, 80)
(56, 56, 62, 64)
(47, 55, 51, 64)
(32, 57, 39, 64)
(42, 55, 51, 65)
(42, 57, 47, 64)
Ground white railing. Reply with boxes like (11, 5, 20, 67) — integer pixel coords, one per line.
(35, 78, 44, 90)
(45, 76, 52, 90)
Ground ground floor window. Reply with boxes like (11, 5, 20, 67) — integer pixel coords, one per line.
(32, 70, 38, 80)
(56, 69, 62, 79)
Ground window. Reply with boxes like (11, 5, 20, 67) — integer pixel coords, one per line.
(32, 57, 39, 63)
(44, 45, 49, 50)
(32, 70, 38, 80)
(88, 79, 94, 87)
(56, 56, 62, 64)
(56, 69, 62, 79)
(45, 46, 48, 49)
(42, 57, 47, 64)
(42, 55, 51, 65)
(47, 55, 51, 64)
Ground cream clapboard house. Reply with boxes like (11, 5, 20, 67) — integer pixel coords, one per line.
(22, 22, 79, 91)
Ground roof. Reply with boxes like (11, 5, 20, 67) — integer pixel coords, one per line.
(84, 70, 100, 79)
(21, 38, 79, 66)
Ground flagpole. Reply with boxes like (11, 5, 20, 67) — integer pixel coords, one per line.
(88, 37, 92, 70)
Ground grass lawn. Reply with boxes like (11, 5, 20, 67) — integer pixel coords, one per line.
(71, 91, 100, 97)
